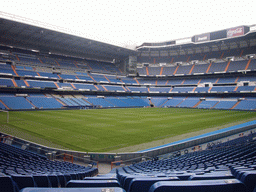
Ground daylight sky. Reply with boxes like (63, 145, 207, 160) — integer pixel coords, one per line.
(0, 0, 255, 49)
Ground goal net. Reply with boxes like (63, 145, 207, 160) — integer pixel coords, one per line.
(0, 110, 9, 123)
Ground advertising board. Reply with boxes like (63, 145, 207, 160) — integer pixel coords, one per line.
(227, 26, 244, 38)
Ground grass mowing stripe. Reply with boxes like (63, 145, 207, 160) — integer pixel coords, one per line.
(0, 108, 255, 152)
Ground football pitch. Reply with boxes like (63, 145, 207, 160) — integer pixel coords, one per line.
(0, 108, 256, 152)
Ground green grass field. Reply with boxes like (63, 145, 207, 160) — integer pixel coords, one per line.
(0, 108, 256, 152)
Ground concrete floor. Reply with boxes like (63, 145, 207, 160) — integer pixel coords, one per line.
(97, 162, 112, 175)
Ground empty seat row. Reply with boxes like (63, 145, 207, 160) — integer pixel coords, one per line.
(115, 135, 256, 192)
(0, 142, 98, 191)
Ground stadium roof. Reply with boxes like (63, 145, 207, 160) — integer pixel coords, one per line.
(0, 17, 137, 61)
(137, 25, 256, 53)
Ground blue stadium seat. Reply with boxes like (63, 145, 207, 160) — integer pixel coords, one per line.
(214, 100, 237, 109)
(0, 142, 97, 189)
(192, 63, 209, 74)
(21, 187, 126, 192)
(161, 66, 176, 76)
(148, 179, 246, 192)
(27, 97, 63, 109)
(197, 100, 219, 109)
(0, 173, 18, 192)
(188, 173, 234, 180)
(127, 177, 179, 192)
(66, 180, 120, 188)
(33, 175, 52, 187)
(239, 171, 256, 192)
(47, 174, 60, 187)
(151, 97, 168, 107)
(122, 176, 153, 191)
(0, 78, 14, 87)
(0, 96, 33, 109)
(11, 174, 37, 190)
(148, 67, 161, 76)
(208, 62, 228, 73)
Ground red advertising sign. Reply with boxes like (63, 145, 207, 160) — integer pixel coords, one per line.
(227, 26, 244, 38)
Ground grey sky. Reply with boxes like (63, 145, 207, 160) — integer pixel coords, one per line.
(0, 0, 255, 49)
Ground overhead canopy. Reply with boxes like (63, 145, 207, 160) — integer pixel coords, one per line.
(0, 18, 137, 61)
(137, 25, 256, 54)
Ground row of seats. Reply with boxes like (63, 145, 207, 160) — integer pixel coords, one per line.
(114, 134, 256, 192)
(0, 95, 256, 110)
(0, 142, 98, 191)
(137, 59, 256, 76)
(14, 52, 123, 75)
(2, 62, 256, 84)
(0, 79, 254, 95)
(0, 95, 152, 110)
(1, 76, 256, 93)
(156, 97, 256, 110)
(3, 64, 256, 85)
(4, 45, 256, 76)
(17, 134, 256, 192)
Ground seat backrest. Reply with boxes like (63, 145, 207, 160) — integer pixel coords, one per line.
(0, 175, 18, 192)
(128, 177, 180, 192)
(240, 171, 256, 192)
(33, 175, 52, 187)
(11, 174, 37, 190)
(66, 180, 120, 188)
(20, 187, 126, 192)
(47, 174, 60, 187)
(148, 179, 246, 192)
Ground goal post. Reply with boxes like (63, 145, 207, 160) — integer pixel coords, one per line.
(0, 110, 9, 123)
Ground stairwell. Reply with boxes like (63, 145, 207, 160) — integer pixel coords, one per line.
(193, 100, 202, 108)
(230, 101, 241, 110)
(0, 99, 10, 110)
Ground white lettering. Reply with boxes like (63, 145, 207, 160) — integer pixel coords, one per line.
(227, 27, 244, 37)
(198, 36, 208, 41)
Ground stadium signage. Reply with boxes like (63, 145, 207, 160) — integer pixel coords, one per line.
(176, 38, 192, 45)
(227, 26, 244, 38)
(195, 33, 210, 42)
(250, 25, 256, 32)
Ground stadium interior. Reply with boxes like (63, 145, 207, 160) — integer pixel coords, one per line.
(0, 17, 256, 192)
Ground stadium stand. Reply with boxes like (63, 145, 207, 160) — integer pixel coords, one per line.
(27, 97, 64, 109)
(114, 133, 256, 192)
(213, 100, 238, 109)
(191, 63, 209, 74)
(0, 142, 98, 191)
(0, 78, 14, 87)
(234, 100, 256, 110)
(2, 132, 256, 192)
(161, 66, 177, 76)
(1, 50, 256, 110)
(196, 100, 219, 109)
(178, 97, 200, 108)
(0, 96, 34, 110)
(150, 97, 168, 107)
(105, 97, 131, 107)
(161, 97, 185, 107)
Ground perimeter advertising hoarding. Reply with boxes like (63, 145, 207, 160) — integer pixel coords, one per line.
(194, 33, 210, 43)
(227, 26, 244, 38)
